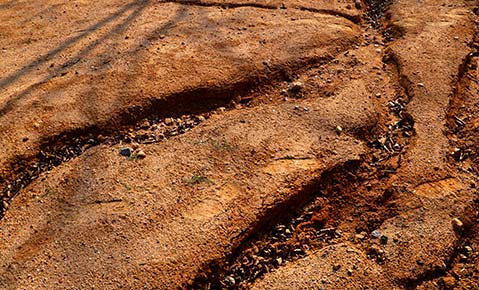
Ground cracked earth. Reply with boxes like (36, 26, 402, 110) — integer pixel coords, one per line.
(0, 0, 479, 289)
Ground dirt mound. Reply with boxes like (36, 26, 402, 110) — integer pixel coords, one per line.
(0, 0, 478, 289)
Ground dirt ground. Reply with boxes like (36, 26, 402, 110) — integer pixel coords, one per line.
(0, 0, 478, 289)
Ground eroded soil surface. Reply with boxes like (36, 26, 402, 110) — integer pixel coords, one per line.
(0, 0, 478, 289)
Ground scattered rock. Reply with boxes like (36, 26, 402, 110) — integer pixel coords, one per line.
(119, 147, 132, 157)
(452, 217, 463, 229)
(336, 126, 343, 135)
(371, 230, 381, 238)
(224, 276, 236, 286)
(131, 142, 140, 150)
(380, 235, 388, 245)
(288, 81, 303, 95)
(164, 118, 174, 125)
(135, 150, 147, 159)
(139, 119, 150, 129)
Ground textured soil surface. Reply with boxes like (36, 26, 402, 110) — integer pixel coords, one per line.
(0, 0, 478, 289)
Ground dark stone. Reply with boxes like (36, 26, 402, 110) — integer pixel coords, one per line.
(119, 147, 132, 157)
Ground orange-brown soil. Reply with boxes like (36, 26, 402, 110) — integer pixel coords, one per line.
(0, 0, 478, 289)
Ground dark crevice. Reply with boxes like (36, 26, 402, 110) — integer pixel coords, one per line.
(294, 6, 361, 24)
(188, 83, 417, 288)
(161, 0, 278, 10)
(0, 54, 344, 219)
(365, 51, 415, 179)
(188, 159, 364, 289)
(189, 15, 421, 287)
(160, 0, 361, 24)
(363, 0, 397, 42)
(364, 0, 393, 22)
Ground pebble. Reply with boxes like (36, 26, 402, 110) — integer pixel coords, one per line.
(119, 147, 132, 157)
(224, 276, 235, 286)
(164, 118, 174, 125)
(336, 126, 343, 135)
(417, 82, 425, 87)
(380, 235, 388, 245)
(371, 230, 381, 238)
(288, 81, 303, 94)
(452, 217, 463, 229)
(139, 119, 150, 129)
(135, 150, 147, 159)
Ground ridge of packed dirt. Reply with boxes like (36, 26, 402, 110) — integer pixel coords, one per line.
(1, 0, 479, 289)
(0, 0, 360, 206)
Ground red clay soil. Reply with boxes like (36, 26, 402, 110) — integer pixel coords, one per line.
(0, 0, 478, 289)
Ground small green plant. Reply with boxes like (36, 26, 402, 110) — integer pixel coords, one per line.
(121, 182, 132, 191)
(193, 138, 238, 151)
(183, 175, 214, 185)
(209, 138, 238, 151)
(129, 153, 139, 160)
(38, 185, 55, 199)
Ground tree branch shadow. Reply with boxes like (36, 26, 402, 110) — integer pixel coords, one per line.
(0, 0, 150, 117)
